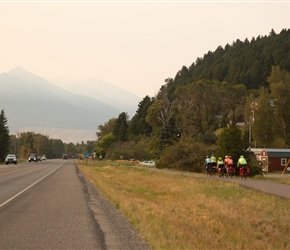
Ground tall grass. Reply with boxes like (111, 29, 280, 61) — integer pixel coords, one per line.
(78, 160, 290, 249)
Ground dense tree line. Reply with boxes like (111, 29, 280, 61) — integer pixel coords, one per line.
(95, 28, 290, 175)
(0, 111, 97, 162)
(4, 130, 96, 161)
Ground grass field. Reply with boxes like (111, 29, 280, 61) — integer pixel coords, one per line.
(78, 160, 290, 249)
(255, 174, 290, 185)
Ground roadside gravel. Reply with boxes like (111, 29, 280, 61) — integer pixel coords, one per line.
(76, 164, 151, 250)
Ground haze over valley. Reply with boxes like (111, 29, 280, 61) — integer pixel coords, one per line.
(0, 67, 141, 143)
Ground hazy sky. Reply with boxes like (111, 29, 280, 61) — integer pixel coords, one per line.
(1, 1, 289, 97)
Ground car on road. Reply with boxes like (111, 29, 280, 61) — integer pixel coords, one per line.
(63, 154, 68, 160)
(5, 154, 17, 165)
(28, 153, 38, 162)
(139, 160, 156, 167)
(41, 155, 46, 161)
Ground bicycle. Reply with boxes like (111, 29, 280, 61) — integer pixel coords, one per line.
(205, 163, 211, 176)
(206, 164, 216, 177)
(226, 165, 235, 178)
(210, 162, 217, 177)
(218, 165, 227, 178)
(239, 165, 250, 180)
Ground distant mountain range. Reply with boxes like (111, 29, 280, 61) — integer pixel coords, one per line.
(0, 67, 141, 143)
(50, 77, 141, 116)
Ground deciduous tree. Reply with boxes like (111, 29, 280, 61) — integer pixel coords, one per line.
(252, 88, 274, 147)
(268, 66, 290, 145)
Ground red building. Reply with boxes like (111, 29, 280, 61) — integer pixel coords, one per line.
(250, 148, 290, 172)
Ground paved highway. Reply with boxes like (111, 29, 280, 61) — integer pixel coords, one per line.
(0, 159, 149, 249)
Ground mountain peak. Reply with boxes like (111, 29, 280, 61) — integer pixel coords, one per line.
(9, 66, 38, 78)
(9, 66, 28, 73)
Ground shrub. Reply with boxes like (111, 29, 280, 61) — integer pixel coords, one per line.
(248, 153, 263, 176)
(106, 138, 155, 160)
(157, 139, 216, 172)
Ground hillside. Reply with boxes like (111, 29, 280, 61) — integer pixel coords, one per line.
(164, 28, 290, 98)
(98, 27, 290, 166)
(51, 77, 141, 118)
(0, 67, 139, 142)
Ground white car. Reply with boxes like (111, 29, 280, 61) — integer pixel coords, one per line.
(5, 154, 17, 165)
(139, 160, 155, 166)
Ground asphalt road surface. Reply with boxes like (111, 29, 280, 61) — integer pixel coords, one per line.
(191, 171, 290, 199)
(0, 159, 150, 250)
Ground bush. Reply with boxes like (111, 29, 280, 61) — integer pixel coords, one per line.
(157, 139, 216, 172)
(248, 154, 263, 176)
(106, 139, 155, 160)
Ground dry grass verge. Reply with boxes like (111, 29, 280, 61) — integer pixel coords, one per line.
(255, 174, 290, 185)
(78, 160, 290, 249)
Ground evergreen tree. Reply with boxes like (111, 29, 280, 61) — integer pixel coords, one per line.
(0, 110, 10, 161)
(159, 116, 181, 152)
(163, 28, 290, 98)
(216, 126, 249, 164)
(113, 112, 129, 142)
(129, 95, 153, 137)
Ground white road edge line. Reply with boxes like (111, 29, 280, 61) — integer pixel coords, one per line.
(0, 164, 64, 208)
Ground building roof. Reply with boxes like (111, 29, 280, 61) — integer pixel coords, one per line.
(250, 148, 290, 158)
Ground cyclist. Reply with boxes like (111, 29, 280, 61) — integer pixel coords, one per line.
(238, 155, 247, 167)
(238, 155, 248, 179)
(224, 155, 229, 170)
(225, 155, 234, 174)
(204, 156, 211, 174)
(210, 154, 217, 172)
(217, 157, 226, 177)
